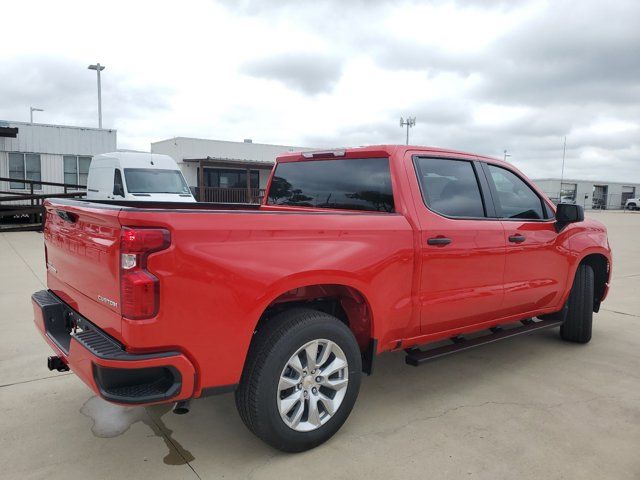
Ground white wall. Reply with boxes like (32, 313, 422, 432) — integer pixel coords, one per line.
(180, 162, 198, 187)
(151, 137, 303, 189)
(0, 121, 116, 156)
(151, 137, 309, 164)
(534, 178, 640, 209)
(0, 121, 117, 204)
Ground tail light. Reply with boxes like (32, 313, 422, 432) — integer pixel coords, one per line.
(120, 227, 170, 319)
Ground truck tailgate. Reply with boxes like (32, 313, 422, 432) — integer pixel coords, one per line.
(44, 201, 123, 337)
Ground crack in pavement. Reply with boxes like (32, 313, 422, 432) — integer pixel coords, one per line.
(245, 452, 279, 480)
(612, 272, 640, 279)
(601, 308, 640, 318)
(0, 372, 72, 389)
(349, 394, 638, 439)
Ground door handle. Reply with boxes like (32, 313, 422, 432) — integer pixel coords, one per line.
(508, 234, 526, 243)
(427, 237, 452, 246)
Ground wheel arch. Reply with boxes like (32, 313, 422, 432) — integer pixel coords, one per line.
(577, 252, 610, 311)
(250, 282, 377, 374)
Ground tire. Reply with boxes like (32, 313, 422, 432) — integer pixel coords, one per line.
(628, 203, 637, 210)
(560, 263, 594, 343)
(235, 308, 362, 452)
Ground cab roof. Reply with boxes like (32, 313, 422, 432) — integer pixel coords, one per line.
(276, 145, 507, 167)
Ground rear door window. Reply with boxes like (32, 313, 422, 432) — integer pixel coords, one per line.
(267, 158, 394, 212)
(486, 165, 546, 219)
(413, 158, 486, 218)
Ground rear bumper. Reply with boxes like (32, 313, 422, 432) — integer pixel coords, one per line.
(32, 290, 195, 405)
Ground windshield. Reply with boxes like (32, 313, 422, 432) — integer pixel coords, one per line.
(123, 168, 191, 194)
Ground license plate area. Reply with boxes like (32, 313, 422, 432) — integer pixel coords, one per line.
(34, 290, 95, 355)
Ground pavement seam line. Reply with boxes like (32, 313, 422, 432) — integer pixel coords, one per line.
(350, 394, 636, 440)
(0, 372, 73, 389)
(2, 232, 46, 288)
(601, 308, 640, 318)
(144, 410, 203, 480)
(613, 273, 640, 279)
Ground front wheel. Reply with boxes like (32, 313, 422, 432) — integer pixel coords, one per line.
(560, 264, 594, 343)
(235, 308, 362, 452)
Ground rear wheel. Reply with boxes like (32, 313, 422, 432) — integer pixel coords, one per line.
(560, 263, 594, 343)
(235, 308, 362, 452)
(627, 202, 637, 210)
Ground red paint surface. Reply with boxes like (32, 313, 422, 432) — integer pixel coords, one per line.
(37, 145, 612, 402)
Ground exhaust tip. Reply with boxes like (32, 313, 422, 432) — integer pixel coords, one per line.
(173, 400, 191, 415)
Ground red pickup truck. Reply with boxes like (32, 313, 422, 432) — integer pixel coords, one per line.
(33, 145, 612, 452)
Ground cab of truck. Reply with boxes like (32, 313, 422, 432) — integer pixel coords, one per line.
(86, 152, 196, 202)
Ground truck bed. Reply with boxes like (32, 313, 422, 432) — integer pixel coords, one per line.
(42, 196, 415, 394)
(48, 197, 262, 211)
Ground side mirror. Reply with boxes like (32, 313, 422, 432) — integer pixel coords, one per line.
(555, 203, 584, 232)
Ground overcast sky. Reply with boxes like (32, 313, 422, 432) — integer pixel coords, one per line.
(1, 0, 639, 181)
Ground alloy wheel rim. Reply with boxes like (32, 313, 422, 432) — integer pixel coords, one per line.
(276, 339, 349, 432)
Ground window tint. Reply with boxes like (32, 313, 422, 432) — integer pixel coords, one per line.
(203, 168, 259, 188)
(63, 156, 78, 185)
(9, 153, 25, 189)
(25, 154, 41, 184)
(64, 155, 92, 186)
(78, 157, 91, 186)
(124, 168, 190, 194)
(9, 152, 41, 189)
(267, 158, 394, 212)
(487, 165, 545, 219)
(113, 169, 125, 196)
(414, 158, 485, 217)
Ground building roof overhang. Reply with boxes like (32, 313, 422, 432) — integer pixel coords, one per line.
(184, 157, 274, 168)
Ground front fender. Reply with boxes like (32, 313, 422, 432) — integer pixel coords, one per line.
(559, 220, 612, 305)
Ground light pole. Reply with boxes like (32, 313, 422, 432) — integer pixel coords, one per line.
(503, 149, 511, 162)
(400, 116, 416, 145)
(559, 136, 567, 201)
(30, 107, 44, 123)
(88, 63, 106, 128)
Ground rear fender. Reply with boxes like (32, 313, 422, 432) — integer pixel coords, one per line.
(248, 271, 377, 339)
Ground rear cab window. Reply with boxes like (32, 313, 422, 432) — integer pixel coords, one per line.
(267, 158, 394, 212)
(413, 157, 486, 218)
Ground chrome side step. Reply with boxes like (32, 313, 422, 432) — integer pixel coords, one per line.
(405, 318, 562, 367)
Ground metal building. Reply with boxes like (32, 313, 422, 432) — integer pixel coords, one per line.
(534, 177, 640, 210)
(151, 137, 310, 203)
(0, 120, 117, 203)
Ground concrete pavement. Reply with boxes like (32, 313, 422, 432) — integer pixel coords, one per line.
(1, 211, 639, 479)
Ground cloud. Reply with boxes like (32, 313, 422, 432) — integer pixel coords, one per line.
(240, 53, 343, 94)
(368, 1, 640, 106)
(473, 0, 640, 106)
(0, 56, 171, 127)
(1, 0, 638, 183)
